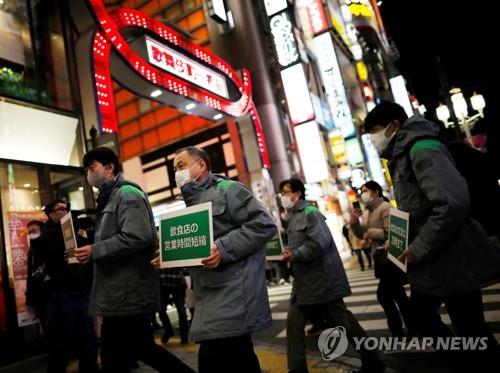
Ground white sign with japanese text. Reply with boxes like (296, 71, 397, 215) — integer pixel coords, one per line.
(146, 37, 229, 99)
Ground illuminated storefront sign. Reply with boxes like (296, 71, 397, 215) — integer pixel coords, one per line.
(146, 37, 229, 99)
(313, 32, 355, 138)
(362, 133, 387, 188)
(207, 0, 227, 23)
(389, 75, 413, 117)
(270, 11, 299, 68)
(81, 1, 271, 167)
(264, 0, 288, 16)
(281, 63, 314, 125)
(295, 121, 330, 183)
(297, 0, 329, 37)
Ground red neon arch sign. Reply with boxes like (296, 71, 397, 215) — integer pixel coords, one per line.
(88, 0, 270, 167)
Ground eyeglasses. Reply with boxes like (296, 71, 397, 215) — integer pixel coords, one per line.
(51, 207, 67, 213)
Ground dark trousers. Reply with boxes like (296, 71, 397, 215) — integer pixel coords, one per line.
(158, 285, 189, 342)
(101, 314, 194, 373)
(198, 334, 261, 373)
(411, 290, 500, 372)
(376, 272, 411, 336)
(46, 292, 98, 373)
(354, 248, 372, 270)
(287, 299, 384, 373)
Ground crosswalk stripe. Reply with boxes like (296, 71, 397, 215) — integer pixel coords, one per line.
(272, 312, 288, 320)
(269, 294, 291, 302)
(349, 280, 379, 287)
(349, 285, 378, 293)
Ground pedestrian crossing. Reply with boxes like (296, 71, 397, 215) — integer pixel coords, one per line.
(268, 267, 500, 343)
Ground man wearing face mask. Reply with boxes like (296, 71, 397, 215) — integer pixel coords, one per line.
(364, 101, 500, 372)
(279, 178, 385, 373)
(172, 146, 277, 373)
(40, 200, 98, 373)
(76, 147, 194, 373)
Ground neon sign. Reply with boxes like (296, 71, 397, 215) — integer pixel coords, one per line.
(145, 37, 229, 99)
(84, 0, 270, 167)
(270, 11, 299, 68)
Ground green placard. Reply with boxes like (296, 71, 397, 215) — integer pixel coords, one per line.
(387, 208, 409, 272)
(159, 202, 213, 268)
(265, 232, 283, 260)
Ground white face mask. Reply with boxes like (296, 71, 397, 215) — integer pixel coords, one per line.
(29, 233, 41, 240)
(361, 192, 372, 204)
(87, 171, 105, 188)
(370, 124, 396, 154)
(280, 195, 295, 210)
(175, 160, 201, 188)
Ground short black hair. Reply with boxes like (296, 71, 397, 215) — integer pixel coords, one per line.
(364, 101, 409, 133)
(27, 220, 44, 231)
(175, 146, 211, 171)
(83, 147, 120, 175)
(44, 199, 66, 216)
(279, 178, 306, 200)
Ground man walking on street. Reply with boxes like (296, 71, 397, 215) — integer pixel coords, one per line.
(75, 147, 193, 373)
(40, 200, 98, 373)
(173, 146, 277, 373)
(279, 178, 385, 373)
(364, 101, 500, 372)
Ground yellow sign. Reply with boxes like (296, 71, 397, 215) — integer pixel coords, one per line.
(349, 3, 373, 19)
(356, 61, 368, 81)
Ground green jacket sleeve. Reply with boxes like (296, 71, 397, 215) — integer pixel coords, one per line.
(92, 188, 156, 263)
(215, 182, 277, 264)
(294, 210, 331, 262)
(408, 140, 470, 261)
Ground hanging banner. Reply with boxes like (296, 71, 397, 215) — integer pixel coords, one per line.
(6, 211, 46, 327)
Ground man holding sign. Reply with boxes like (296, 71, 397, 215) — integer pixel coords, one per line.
(364, 102, 500, 372)
(77, 148, 193, 373)
(172, 146, 277, 373)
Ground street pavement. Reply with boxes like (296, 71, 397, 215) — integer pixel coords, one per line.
(2, 257, 500, 372)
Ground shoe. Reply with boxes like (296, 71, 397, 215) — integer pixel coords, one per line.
(279, 279, 286, 285)
(161, 330, 174, 343)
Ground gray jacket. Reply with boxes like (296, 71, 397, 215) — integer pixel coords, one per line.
(387, 116, 500, 296)
(287, 200, 351, 305)
(181, 173, 277, 342)
(90, 175, 159, 316)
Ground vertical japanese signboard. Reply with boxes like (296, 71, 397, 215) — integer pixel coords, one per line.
(159, 202, 213, 268)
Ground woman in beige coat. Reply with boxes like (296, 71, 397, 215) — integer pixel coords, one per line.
(350, 181, 412, 337)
